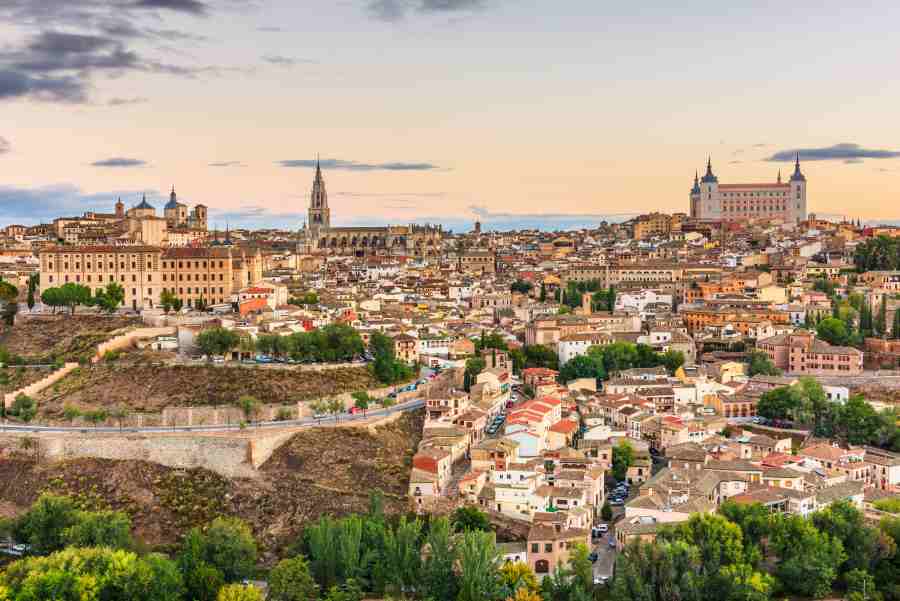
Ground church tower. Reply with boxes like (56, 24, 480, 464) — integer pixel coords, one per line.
(308, 157, 331, 233)
(789, 153, 807, 223)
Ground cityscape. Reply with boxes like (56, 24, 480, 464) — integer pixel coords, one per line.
(2, 3, 900, 601)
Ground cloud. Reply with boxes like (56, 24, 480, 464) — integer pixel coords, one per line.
(0, 68, 86, 103)
(0, 183, 153, 224)
(0, 2, 226, 104)
(208, 161, 244, 167)
(0, 136, 10, 155)
(257, 26, 283, 32)
(132, 0, 209, 16)
(767, 143, 900, 163)
(463, 206, 637, 231)
(279, 158, 441, 171)
(107, 96, 148, 106)
(262, 55, 314, 67)
(91, 157, 147, 167)
(366, 0, 486, 21)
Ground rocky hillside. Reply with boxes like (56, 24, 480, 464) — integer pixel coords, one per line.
(0, 410, 423, 560)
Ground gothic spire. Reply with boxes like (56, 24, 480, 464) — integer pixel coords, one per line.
(700, 156, 718, 184)
(777, 169, 782, 184)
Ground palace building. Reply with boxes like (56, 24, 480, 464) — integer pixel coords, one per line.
(689, 156, 807, 223)
(299, 160, 443, 257)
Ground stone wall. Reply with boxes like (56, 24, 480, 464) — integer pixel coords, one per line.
(0, 431, 259, 478)
(93, 327, 176, 363)
(3, 362, 79, 408)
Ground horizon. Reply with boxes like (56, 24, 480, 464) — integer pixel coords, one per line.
(2, 1, 900, 229)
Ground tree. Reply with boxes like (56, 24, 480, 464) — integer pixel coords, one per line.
(746, 350, 781, 377)
(877, 299, 889, 337)
(238, 395, 261, 422)
(451, 506, 491, 533)
(379, 516, 422, 595)
(26, 273, 38, 311)
(601, 501, 613, 521)
(189, 517, 259, 583)
(63, 509, 133, 550)
(218, 584, 264, 601)
(368, 331, 412, 385)
(510, 280, 533, 295)
(566, 543, 593, 593)
(893, 307, 900, 340)
(267, 556, 319, 601)
(160, 289, 179, 314)
(351, 391, 370, 416)
(456, 530, 501, 601)
(422, 517, 458, 601)
(658, 349, 685, 374)
(756, 386, 800, 422)
(612, 440, 634, 481)
(13, 493, 79, 555)
(179, 529, 227, 601)
(499, 562, 539, 596)
(522, 345, 558, 370)
(812, 500, 887, 576)
(559, 354, 604, 385)
(9, 393, 36, 422)
(197, 327, 241, 358)
(769, 513, 846, 599)
(817, 317, 849, 346)
(93, 282, 125, 313)
(0, 546, 184, 601)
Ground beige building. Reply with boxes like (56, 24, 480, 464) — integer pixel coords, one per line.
(40, 244, 265, 310)
(39, 245, 163, 310)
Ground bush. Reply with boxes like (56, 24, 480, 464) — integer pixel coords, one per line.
(10, 393, 36, 422)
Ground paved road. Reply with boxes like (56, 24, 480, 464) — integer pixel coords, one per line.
(592, 531, 617, 583)
(0, 398, 425, 435)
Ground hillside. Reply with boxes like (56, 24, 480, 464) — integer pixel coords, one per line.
(0, 315, 140, 363)
(33, 360, 379, 417)
(0, 410, 423, 559)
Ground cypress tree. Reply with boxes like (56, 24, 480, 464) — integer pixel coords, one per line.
(876, 299, 888, 337)
(893, 308, 900, 340)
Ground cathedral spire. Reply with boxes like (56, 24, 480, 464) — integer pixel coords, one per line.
(777, 169, 782, 184)
(700, 157, 718, 184)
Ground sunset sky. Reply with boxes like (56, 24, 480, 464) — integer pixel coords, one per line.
(2, 0, 899, 231)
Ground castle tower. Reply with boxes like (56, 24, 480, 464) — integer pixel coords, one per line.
(789, 153, 807, 222)
(308, 157, 331, 233)
(115, 197, 125, 218)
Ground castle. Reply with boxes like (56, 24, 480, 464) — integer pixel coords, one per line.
(299, 159, 443, 257)
(689, 156, 807, 223)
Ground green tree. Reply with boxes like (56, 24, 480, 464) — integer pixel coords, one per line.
(218, 584, 264, 601)
(379, 516, 422, 595)
(422, 517, 458, 601)
(179, 528, 226, 601)
(559, 353, 604, 384)
(566, 543, 593, 593)
(769, 513, 846, 599)
(612, 440, 634, 481)
(601, 501, 613, 521)
(456, 530, 501, 601)
(451, 506, 491, 532)
(238, 395, 261, 421)
(93, 281, 125, 313)
(9, 393, 36, 422)
(160, 289, 178, 314)
(186, 517, 258, 583)
(813, 501, 888, 577)
(0, 546, 184, 601)
(197, 327, 241, 358)
(510, 280, 534, 295)
(63, 509, 133, 550)
(13, 493, 79, 555)
(351, 391, 369, 415)
(267, 556, 319, 601)
(746, 350, 781, 377)
(817, 317, 849, 346)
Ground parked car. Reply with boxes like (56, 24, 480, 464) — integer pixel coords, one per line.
(588, 552, 598, 563)
(608, 538, 617, 548)
(598, 523, 609, 533)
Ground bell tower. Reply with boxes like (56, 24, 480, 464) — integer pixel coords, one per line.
(308, 156, 330, 233)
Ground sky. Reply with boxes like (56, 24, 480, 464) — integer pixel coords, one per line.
(2, 0, 900, 231)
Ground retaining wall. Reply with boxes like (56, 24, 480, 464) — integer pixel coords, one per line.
(93, 327, 176, 362)
(3, 363, 79, 408)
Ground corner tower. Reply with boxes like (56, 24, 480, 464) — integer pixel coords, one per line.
(308, 157, 331, 232)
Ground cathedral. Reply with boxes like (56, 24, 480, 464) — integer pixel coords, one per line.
(299, 159, 443, 257)
(690, 156, 807, 223)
